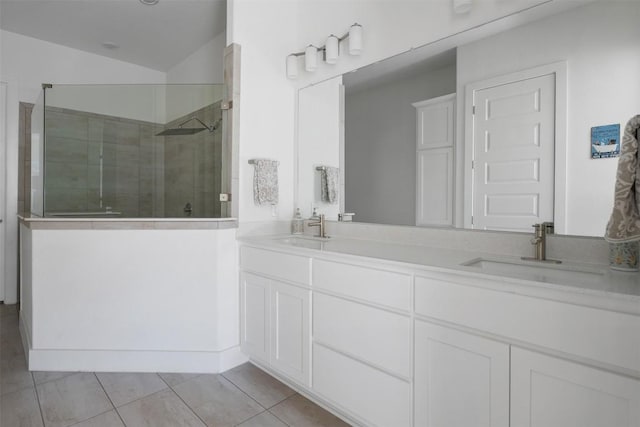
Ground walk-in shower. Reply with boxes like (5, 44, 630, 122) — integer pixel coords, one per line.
(30, 84, 230, 218)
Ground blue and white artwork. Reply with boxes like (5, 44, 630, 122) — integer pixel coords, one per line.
(591, 124, 620, 159)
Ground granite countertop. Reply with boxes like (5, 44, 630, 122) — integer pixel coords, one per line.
(240, 234, 640, 315)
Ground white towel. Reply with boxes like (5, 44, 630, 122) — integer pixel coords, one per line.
(252, 159, 279, 206)
(320, 166, 339, 205)
(604, 115, 640, 242)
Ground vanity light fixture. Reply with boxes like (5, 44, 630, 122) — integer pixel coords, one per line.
(286, 23, 363, 79)
(453, 0, 472, 14)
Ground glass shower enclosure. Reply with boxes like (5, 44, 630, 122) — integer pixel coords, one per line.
(31, 84, 229, 218)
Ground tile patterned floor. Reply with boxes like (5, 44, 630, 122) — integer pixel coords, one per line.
(0, 304, 351, 427)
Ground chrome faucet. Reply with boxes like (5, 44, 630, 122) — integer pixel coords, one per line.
(308, 214, 327, 238)
(522, 222, 561, 263)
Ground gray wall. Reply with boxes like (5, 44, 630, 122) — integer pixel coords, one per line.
(345, 64, 456, 226)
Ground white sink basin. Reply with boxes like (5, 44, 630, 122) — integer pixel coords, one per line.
(276, 236, 328, 250)
(462, 257, 606, 285)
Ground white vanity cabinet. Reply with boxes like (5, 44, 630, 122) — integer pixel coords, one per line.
(414, 272, 640, 427)
(240, 241, 640, 427)
(239, 247, 311, 386)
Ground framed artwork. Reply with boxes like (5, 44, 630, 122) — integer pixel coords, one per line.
(591, 124, 620, 159)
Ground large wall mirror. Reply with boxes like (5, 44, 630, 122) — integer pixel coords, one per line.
(296, 0, 640, 237)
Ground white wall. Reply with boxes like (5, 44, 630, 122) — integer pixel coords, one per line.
(345, 65, 456, 226)
(456, 0, 640, 237)
(227, 0, 298, 224)
(167, 31, 226, 85)
(45, 85, 167, 124)
(0, 30, 167, 303)
(165, 31, 227, 123)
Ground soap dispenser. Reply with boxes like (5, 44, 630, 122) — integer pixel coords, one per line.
(292, 208, 304, 235)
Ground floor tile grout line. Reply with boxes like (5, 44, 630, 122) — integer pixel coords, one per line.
(219, 371, 270, 412)
(32, 372, 77, 387)
(32, 373, 47, 427)
(230, 409, 269, 427)
(94, 372, 128, 426)
(267, 407, 294, 427)
(67, 408, 120, 427)
(221, 369, 296, 410)
(157, 372, 209, 427)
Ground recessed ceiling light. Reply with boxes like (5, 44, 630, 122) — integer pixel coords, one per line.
(139, 0, 159, 5)
(102, 42, 119, 50)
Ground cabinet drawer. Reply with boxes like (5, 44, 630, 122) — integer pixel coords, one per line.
(313, 259, 411, 311)
(415, 275, 640, 373)
(313, 343, 411, 427)
(314, 293, 411, 378)
(240, 246, 310, 285)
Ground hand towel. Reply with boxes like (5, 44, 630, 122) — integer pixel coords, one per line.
(320, 166, 339, 204)
(252, 159, 279, 206)
(604, 115, 640, 242)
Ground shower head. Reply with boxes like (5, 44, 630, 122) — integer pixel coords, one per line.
(156, 127, 206, 136)
(156, 116, 219, 136)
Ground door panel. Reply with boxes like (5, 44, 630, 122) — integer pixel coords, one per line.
(472, 73, 555, 231)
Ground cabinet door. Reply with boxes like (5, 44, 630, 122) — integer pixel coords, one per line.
(415, 321, 509, 427)
(240, 272, 270, 363)
(511, 347, 640, 427)
(270, 281, 311, 386)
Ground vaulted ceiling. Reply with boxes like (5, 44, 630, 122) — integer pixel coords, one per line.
(0, 0, 226, 71)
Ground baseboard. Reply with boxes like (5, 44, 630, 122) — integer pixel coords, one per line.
(19, 315, 248, 373)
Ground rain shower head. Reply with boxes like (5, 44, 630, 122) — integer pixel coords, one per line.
(156, 127, 206, 136)
(156, 116, 220, 136)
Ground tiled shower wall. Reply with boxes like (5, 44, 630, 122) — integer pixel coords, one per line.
(38, 102, 223, 218)
(44, 107, 165, 217)
(164, 102, 223, 218)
